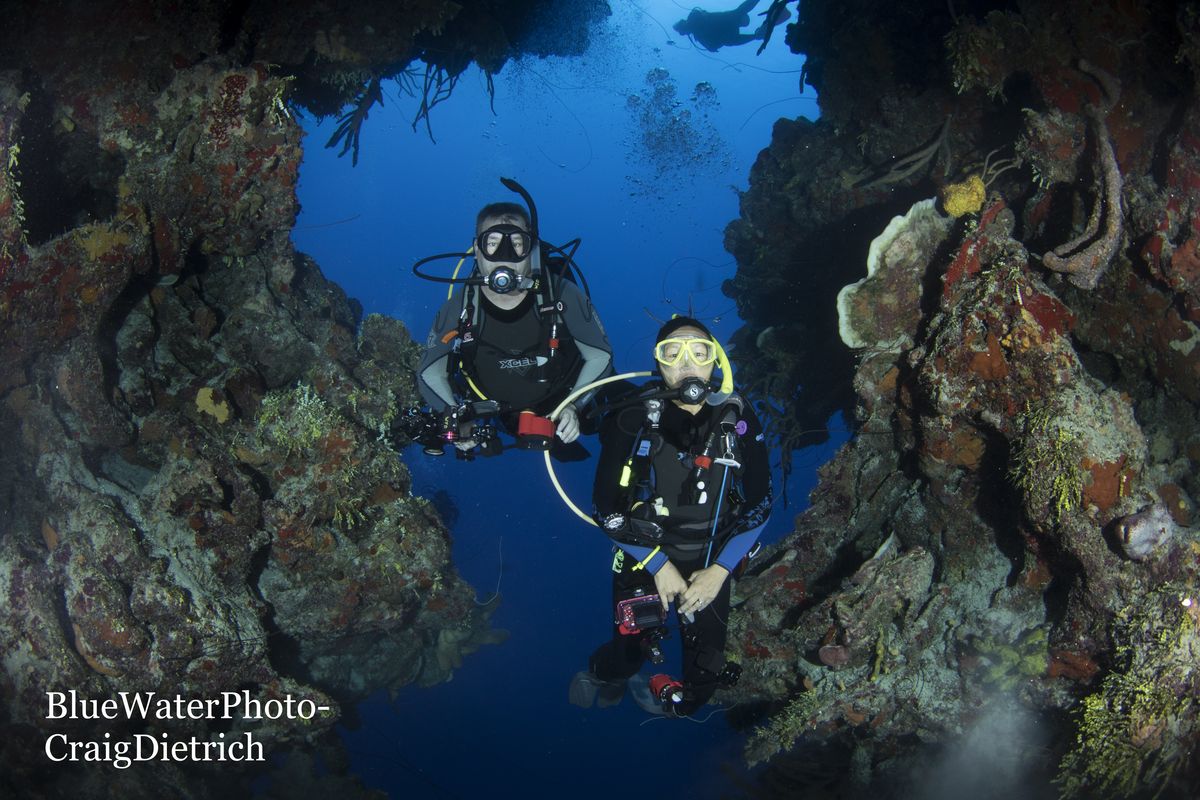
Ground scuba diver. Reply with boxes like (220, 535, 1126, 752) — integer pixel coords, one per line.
(754, 0, 792, 53)
(569, 317, 772, 717)
(673, 0, 790, 53)
(410, 179, 613, 459)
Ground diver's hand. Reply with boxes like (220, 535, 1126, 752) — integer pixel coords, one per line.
(680, 564, 729, 616)
(653, 561, 688, 611)
(453, 438, 477, 452)
(556, 404, 580, 443)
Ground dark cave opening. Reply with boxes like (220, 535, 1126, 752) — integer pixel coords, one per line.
(973, 430, 1027, 588)
(13, 77, 125, 247)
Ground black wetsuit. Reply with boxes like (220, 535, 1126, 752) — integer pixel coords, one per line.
(589, 394, 772, 715)
(674, 0, 762, 52)
(462, 292, 580, 412)
(417, 280, 612, 442)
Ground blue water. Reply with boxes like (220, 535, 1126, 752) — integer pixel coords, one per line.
(291, 2, 838, 796)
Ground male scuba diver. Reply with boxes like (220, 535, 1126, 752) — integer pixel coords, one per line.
(673, 0, 789, 53)
(414, 181, 613, 459)
(569, 317, 772, 716)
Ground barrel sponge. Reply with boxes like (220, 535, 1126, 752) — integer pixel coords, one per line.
(837, 198, 952, 350)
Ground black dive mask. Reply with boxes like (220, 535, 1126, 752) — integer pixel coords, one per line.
(476, 224, 532, 265)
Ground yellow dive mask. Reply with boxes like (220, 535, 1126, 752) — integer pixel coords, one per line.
(654, 336, 718, 367)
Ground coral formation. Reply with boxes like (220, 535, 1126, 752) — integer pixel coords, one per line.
(969, 627, 1048, 691)
(0, 1, 607, 796)
(940, 174, 985, 217)
(720, 1, 1200, 796)
(1041, 107, 1125, 290)
(1057, 586, 1200, 798)
(195, 387, 231, 423)
(2, 0, 1200, 796)
(1008, 401, 1090, 522)
(1114, 503, 1181, 562)
(836, 197, 952, 350)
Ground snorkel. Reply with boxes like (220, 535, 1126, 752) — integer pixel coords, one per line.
(709, 338, 735, 401)
(499, 177, 541, 277)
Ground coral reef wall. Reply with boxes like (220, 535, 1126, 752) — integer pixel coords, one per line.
(0, 2, 608, 797)
(724, 1, 1200, 797)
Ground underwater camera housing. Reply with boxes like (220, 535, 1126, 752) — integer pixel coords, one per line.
(616, 587, 665, 635)
(395, 407, 456, 455)
(459, 423, 501, 459)
(395, 403, 501, 457)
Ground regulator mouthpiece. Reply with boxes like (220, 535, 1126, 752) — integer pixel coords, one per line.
(484, 267, 534, 294)
(677, 377, 711, 405)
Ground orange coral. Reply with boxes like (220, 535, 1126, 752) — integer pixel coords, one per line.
(968, 331, 1010, 380)
(1082, 456, 1128, 512)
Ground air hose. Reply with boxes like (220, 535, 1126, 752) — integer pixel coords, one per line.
(543, 371, 653, 525)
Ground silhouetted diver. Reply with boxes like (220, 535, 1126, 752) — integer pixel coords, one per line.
(673, 1, 791, 53)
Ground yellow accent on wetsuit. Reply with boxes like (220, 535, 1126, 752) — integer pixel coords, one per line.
(632, 546, 660, 571)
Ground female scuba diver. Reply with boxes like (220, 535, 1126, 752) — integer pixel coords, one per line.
(569, 317, 772, 717)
